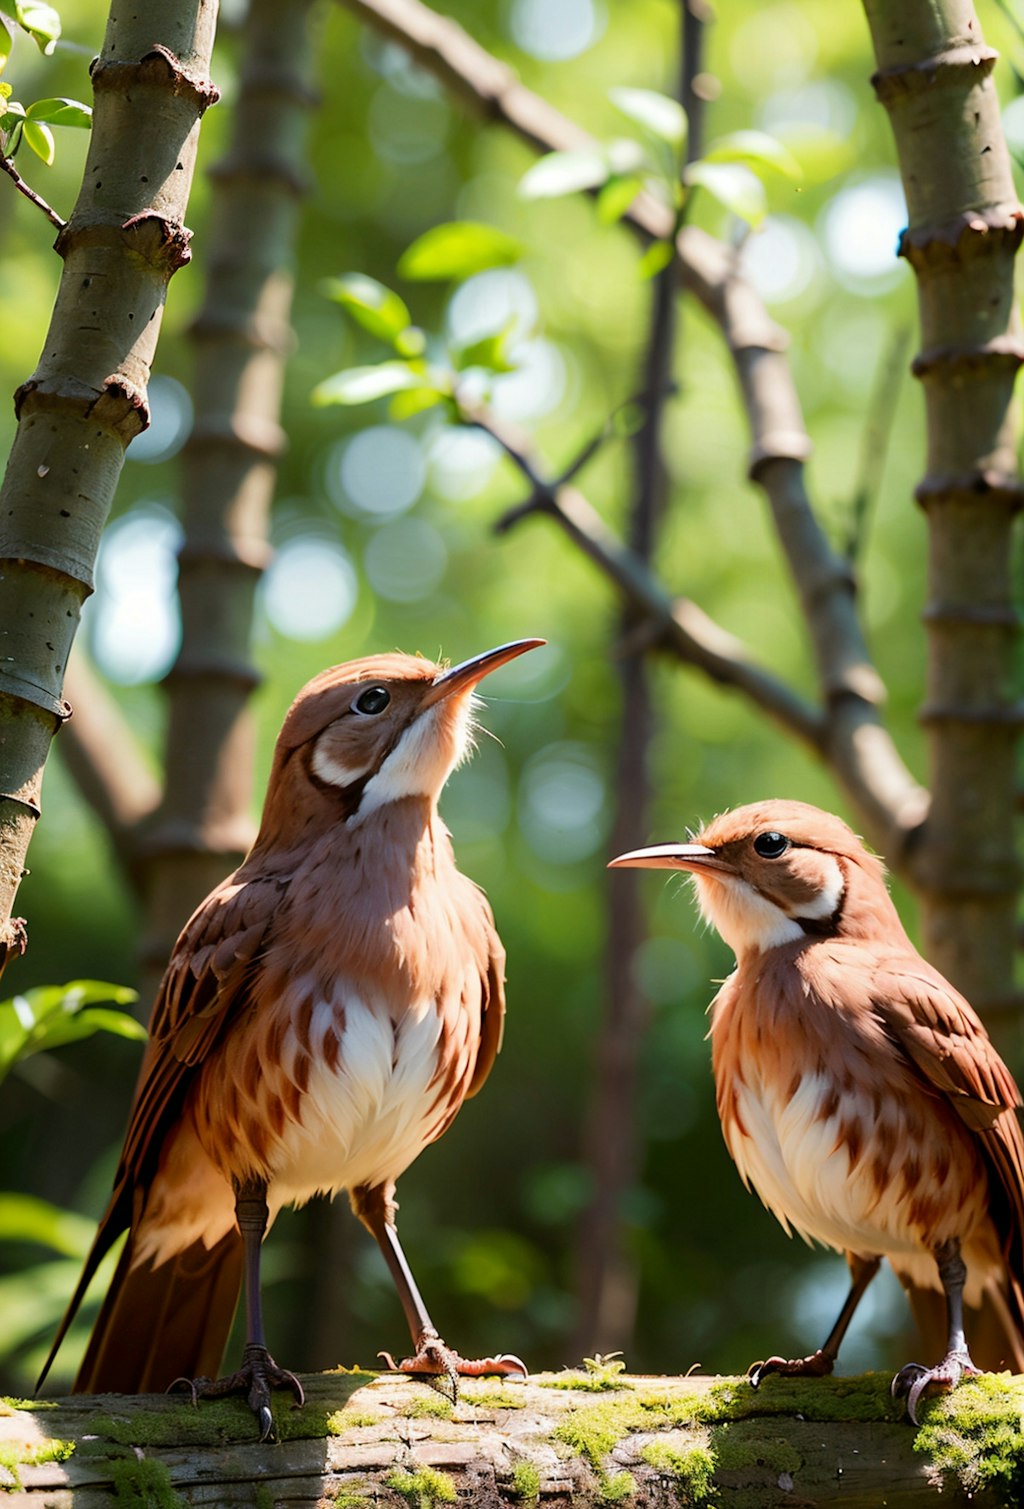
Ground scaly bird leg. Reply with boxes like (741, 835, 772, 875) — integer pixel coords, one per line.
(174, 1179, 303, 1440)
(892, 1238, 980, 1424)
(351, 1181, 527, 1399)
(750, 1253, 881, 1388)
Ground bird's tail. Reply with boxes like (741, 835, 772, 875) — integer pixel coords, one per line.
(73, 1230, 243, 1394)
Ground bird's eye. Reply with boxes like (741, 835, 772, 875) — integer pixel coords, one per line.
(353, 686, 391, 716)
(754, 831, 789, 858)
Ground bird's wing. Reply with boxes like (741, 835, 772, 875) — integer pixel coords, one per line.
(37, 871, 284, 1391)
(422, 889, 506, 1143)
(867, 949, 1024, 1317)
(118, 872, 287, 1188)
(867, 952, 1022, 1128)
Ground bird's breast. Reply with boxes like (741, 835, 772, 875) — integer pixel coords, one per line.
(711, 970, 987, 1259)
(191, 983, 467, 1205)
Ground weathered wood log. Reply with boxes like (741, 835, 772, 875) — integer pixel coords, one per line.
(4, 1368, 1023, 1507)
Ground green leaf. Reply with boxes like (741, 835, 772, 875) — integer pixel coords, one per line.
(596, 173, 644, 225)
(0, 980, 141, 1083)
(0, 17, 13, 76)
(394, 326, 426, 358)
(25, 97, 92, 128)
(23, 117, 53, 164)
(452, 322, 519, 374)
(684, 161, 767, 227)
(389, 386, 450, 421)
(519, 148, 610, 200)
(772, 124, 856, 184)
(702, 129, 802, 182)
(322, 272, 414, 347)
(609, 87, 687, 148)
(0, 1194, 95, 1257)
(15, 0, 60, 54)
(637, 239, 674, 279)
(311, 361, 427, 406)
(397, 221, 521, 282)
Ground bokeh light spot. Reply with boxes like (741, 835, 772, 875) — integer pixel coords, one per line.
(363, 516, 447, 601)
(328, 425, 426, 518)
(261, 537, 358, 641)
(91, 505, 182, 684)
(508, 0, 605, 62)
(126, 376, 193, 465)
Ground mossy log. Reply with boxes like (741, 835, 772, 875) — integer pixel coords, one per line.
(3, 1368, 1023, 1507)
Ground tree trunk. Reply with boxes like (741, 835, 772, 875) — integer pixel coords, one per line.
(0, 0, 219, 968)
(861, 0, 1023, 1025)
(7, 1370, 1019, 1506)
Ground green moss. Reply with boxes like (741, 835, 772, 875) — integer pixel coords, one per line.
(712, 1421, 801, 1477)
(398, 1393, 455, 1420)
(252, 1487, 275, 1509)
(0, 1436, 74, 1490)
(539, 1369, 637, 1394)
(704, 1372, 894, 1424)
(509, 1459, 541, 1500)
(327, 1407, 387, 1431)
(601, 1469, 636, 1501)
(640, 1440, 716, 1504)
(912, 1373, 1024, 1503)
(460, 1385, 527, 1410)
(107, 1454, 185, 1508)
(327, 1490, 371, 1508)
(386, 1466, 458, 1508)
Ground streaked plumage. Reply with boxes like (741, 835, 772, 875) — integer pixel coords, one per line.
(611, 799, 1024, 1418)
(41, 640, 542, 1434)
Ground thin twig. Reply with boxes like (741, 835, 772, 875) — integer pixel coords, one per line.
(0, 154, 67, 230)
(337, 0, 929, 856)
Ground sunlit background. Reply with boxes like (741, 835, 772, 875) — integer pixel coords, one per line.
(0, 0, 1016, 1394)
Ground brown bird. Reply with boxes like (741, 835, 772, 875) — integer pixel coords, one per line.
(40, 639, 543, 1436)
(610, 799, 1024, 1420)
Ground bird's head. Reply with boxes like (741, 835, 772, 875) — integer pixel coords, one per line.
(609, 799, 901, 957)
(260, 639, 544, 836)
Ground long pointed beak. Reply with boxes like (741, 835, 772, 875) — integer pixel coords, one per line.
(421, 638, 546, 708)
(609, 842, 726, 873)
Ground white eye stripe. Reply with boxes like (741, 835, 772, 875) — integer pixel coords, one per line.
(310, 738, 374, 790)
(793, 857, 844, 921)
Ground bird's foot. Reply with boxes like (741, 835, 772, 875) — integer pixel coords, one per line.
(748, 1350, 835, 1389)
(378, 1332, 527, 1402)
(891, 1351, 980, 1425)
(170, 1342, 304, 1441)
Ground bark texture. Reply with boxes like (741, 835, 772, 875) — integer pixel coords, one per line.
(8, 1370, 1020, 1507)
(0, 0, 219, 968)
(862, 0, 1024, 1024)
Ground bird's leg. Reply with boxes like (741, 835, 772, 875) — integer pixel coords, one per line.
(350, 1181, 527, 1395)
(892, 1238, 981, 1424)
(178, 1178, 303, 1440)
(750, 1253, 881, 1388)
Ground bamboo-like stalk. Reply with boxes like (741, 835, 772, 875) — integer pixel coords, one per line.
(0, 0, 219, 972)
(137, 0, 317, 991)
(862, 0, 1023, 1019)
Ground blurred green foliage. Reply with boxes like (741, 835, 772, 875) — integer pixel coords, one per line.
(0, 0, 1021, 1396)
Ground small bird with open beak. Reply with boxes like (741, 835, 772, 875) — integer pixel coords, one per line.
(611, 799, 1024, 1420)
(40, 639, 543, 1437)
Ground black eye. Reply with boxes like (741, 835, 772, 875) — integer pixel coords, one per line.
(354, 685, 390, 716)
(754, 831, 789, 859)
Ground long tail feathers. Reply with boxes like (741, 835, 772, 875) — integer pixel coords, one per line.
(73, 1230, 243, 1394)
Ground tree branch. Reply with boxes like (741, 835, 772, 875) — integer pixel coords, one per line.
(14, 1369, 1016, 1505)
(337, 0, 927, 864)
(0, 153, 66, 230)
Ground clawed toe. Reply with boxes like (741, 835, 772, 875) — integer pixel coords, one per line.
(748, 1350, 834, 1389)
(171, 1344, 304, 1441)
(891, 1353, 978, 1424)
(379, 1338, 528, 1401)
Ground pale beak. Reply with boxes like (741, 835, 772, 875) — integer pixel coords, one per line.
(609, 842, 728, 874)
(421, 639, 546, 708)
